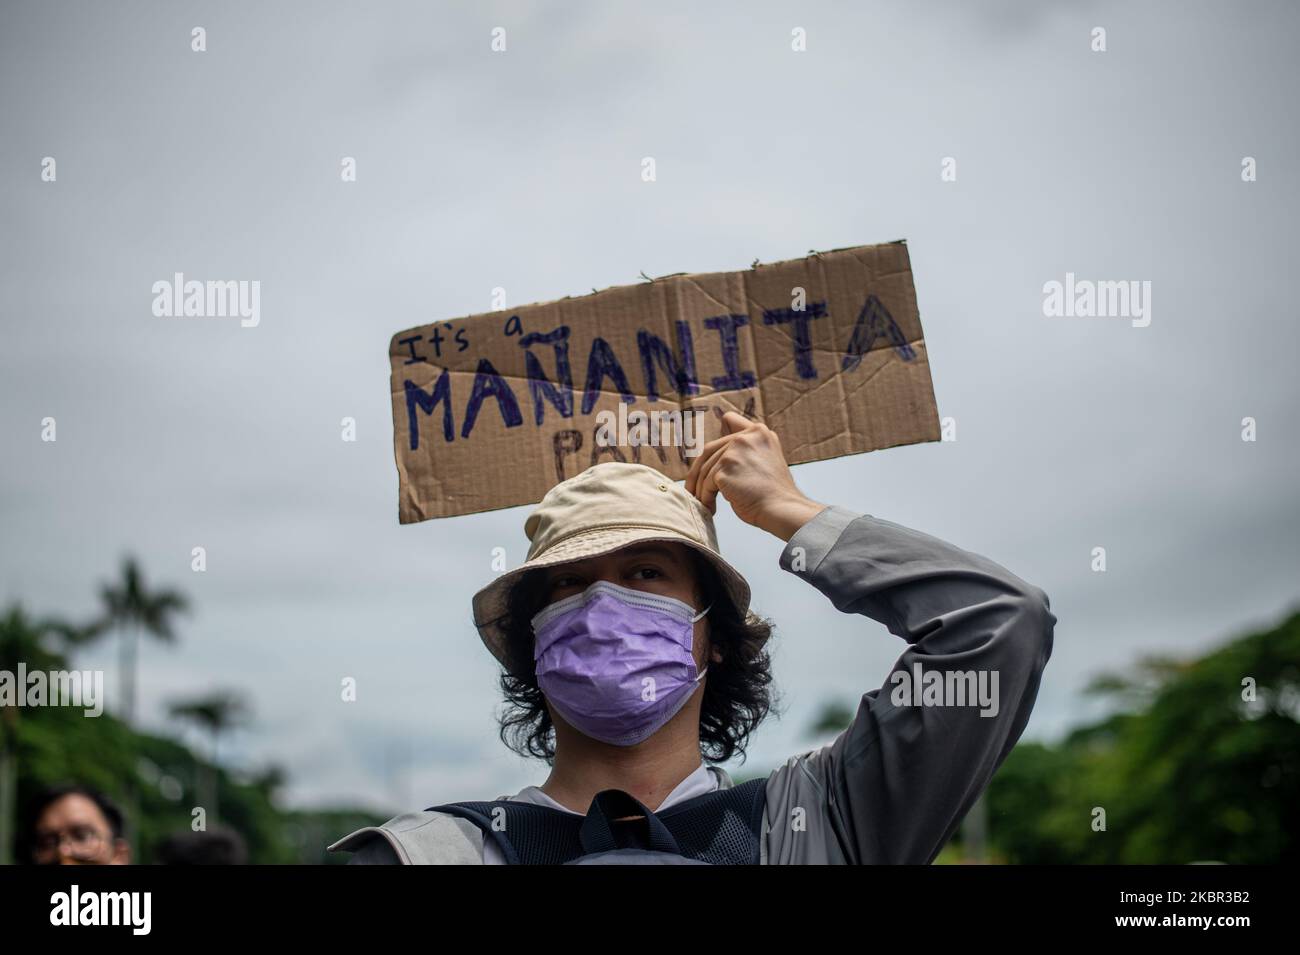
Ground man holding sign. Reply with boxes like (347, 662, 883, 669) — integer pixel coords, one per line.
(329, 409, 1055, 864)
(330, 243, 1053, 863)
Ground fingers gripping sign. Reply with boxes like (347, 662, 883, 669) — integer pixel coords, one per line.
(685, 412, 826, 542)
(686, 412, 774, 518)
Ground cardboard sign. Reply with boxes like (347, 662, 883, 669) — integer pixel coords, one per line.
(389, 240, 940, 521)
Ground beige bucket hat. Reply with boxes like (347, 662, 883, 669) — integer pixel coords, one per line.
(471, 461, 754, 666)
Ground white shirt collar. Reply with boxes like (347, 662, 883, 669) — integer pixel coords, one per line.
(504, 761, 722, 815)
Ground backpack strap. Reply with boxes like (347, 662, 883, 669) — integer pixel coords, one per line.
(429, 776, 768, 865)
(428, 800, 585, 865)
(656, 776, 768, 865)
(579, 789, 683, 855)
(424, 803, 525, 865)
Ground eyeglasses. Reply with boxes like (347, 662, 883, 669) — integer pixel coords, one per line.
(32, 825, 111, 862)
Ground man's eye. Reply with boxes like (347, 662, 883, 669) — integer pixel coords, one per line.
(630, 566, 663, 580)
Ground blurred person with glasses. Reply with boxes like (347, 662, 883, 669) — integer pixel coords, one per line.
(22, 784, 130, 865)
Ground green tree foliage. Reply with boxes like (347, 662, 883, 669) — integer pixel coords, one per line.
(2, 599, 385, 865)
(985, 608, 1300, 863)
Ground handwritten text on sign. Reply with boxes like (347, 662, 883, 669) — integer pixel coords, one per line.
(389, 241, 940, 521)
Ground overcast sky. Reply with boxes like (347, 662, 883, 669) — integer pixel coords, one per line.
(2, 0, 1297, 815)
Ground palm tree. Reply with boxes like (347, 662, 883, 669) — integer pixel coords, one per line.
(168, 691, 251, 825)
(92, 558, 189, 727)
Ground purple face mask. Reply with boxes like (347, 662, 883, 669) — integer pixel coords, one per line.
(531, 580, 712, 747)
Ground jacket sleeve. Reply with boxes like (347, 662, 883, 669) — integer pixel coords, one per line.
(761, 505, 1055, 865)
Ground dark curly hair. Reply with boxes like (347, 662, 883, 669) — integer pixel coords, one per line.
(495, 547, 778, 765)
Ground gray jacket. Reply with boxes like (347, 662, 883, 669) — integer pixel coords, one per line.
(328, 505, 1056, 864)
